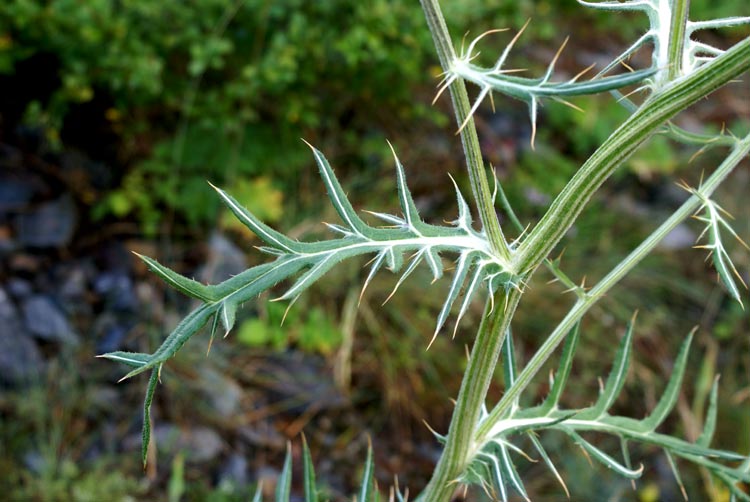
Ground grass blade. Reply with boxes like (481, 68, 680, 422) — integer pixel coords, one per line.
(276, 442, 292, 502)
(359, 439, 376, 502)
(302, 435, 318, 502)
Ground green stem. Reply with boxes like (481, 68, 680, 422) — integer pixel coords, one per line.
(420, 288, 522, 501)
(667, 0, 691, 82)
(418, 2, 520, 498)
(479, 132, 750, 439)
(421, 0, 511, 263)
(514, 36, 750, 274)
(497, 184, 580, 294)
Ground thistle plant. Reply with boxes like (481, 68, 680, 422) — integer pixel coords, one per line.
(103, 0, 750, 499)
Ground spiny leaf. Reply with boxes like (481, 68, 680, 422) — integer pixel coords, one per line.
(276, 442, 292, 502)
(97, 351, 150, 368)
(389, 141, 430, 235)
(540, 322, 581, 413)
(665, 450, 688, 502)
(499, 443, 529, 502)
(501, 328, 517, 390)
(109, 144, 518, 469)
(220, 301, 237, 335)
(445, 25, 657, 138)
(690, 194, 749, 306)
(642, 329, 694, 431)
(383, 248, 428, 304)
(578, 316, 635, 420)
(448, 174, 473, 231)
(566, 429, 644, 479)
(302, 435, 318, 502)
(305, 141, 371, 237)
(276, 253, 342, 302)
(142, 367, 160, 467)
(111, 145, 514, 383)
(212, 183, 307, 254)
(453, 264, 488, 336)
(433, 251, 479, 342)
(135, 253, 216, 302)
(697, 376, 720, 448)
(527, 432, 569, 498)
(425, 247, 444, 281)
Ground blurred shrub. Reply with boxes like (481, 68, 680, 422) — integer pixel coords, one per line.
(0, 0, 439, 231)
(237, 301, 342, 355)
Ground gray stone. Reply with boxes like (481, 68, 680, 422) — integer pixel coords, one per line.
(658, 224, 697, 250)
(0, 170, 36, 213)
(154, 424, 224, 463)
(0, 287, 44, 385)
(59, 265, 89, 302)
(22, 294, 79, 346)
(94, 270, 137, 312)
(218, 453, 249, 487)
(14, 194, 77, 247)
(200, 232, 248, 283)
(197, 367, 243, 420)
(6, 278, 33, 299)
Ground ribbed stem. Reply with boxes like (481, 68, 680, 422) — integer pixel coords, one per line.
(420, 288, 522, 501)
(420, 0, 511, 263)
(667, 0, 691, 81)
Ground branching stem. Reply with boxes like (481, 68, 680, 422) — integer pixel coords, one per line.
(420, 287, 522, 501)
(420, 0, 511, 263)
(479, 131, 750, 439)
(515, 36, 750, 274)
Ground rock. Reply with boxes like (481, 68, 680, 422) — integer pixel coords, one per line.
(658, 224, 697, 250)
(58, 264, 90, 303)
(94, 270, 137, 312)
(22, 294, 79, 346)
(14, 194, 77, 247)
(6, 278, 33, 299)
(238, 425, 286, 449)
(0, 169, 37, 213)
(218, 453, 249, 488)
(93, 313, 131, 354)
(200, 232, 248, 283)
(154, 425, 224, 463)
(0, 287, 44, 385)
(196, 367, 244, 420)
